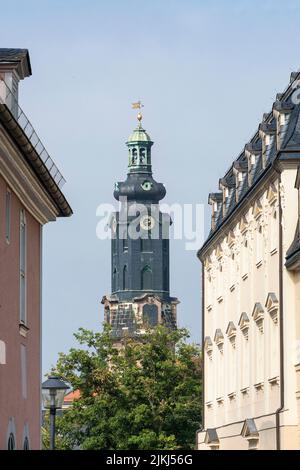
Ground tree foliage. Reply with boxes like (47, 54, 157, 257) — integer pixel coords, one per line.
(51, 324, 202, 450)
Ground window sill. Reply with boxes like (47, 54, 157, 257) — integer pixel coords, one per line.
(242, 273, 248, 281)
(270, 248, 278, 256)
(256, 260, 262, 268)
(229, 284, 235, 292)
(228, 392, 236, 401)
(19, 323, 29, 338)
(217, 296, 223, 303)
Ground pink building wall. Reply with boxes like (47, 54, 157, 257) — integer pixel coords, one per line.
(0, 174, 41, 449)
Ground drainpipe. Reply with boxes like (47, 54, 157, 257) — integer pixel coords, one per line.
(275, 169, 284, 450)
(195, 261, 205, 449)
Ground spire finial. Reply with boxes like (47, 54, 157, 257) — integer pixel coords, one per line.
(131, 100, 144, 125)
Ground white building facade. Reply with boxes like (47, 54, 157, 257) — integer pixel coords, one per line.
(197, 72, 300, 450)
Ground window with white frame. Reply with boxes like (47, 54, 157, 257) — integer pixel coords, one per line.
(5, 189, 11, 243)
(20, 210, 27, 325)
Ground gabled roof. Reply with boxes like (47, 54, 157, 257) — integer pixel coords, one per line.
(204, 428, 219, 445)
(241, 418, 259, 438)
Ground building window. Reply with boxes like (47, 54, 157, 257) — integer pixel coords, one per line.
(5, 189, 11, 243)
(7, 433, 15, 450)
(23, 437, 29, 450)
(123, 265, 128, 290)
(20, 210, 27, 325)
(141, 265, 152, 290)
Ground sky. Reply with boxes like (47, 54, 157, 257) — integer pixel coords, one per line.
(1, 0, 300, 375)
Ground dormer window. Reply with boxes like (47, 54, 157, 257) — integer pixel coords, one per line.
(250, 154, 256, 166)
(279, 113, 286, 126)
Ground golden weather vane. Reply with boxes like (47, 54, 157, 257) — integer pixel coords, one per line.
(131, 100, 144, 122)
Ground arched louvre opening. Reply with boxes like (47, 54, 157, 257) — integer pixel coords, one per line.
(163, 266, 169, 291)
(112, 267, 117, 291)
(123, 265, 128, 290)
(141, 265, 152, 290)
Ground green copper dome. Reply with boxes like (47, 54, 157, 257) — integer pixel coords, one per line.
(126, 123, 153, 144)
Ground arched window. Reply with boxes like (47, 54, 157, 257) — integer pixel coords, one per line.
(7, 433, 15, 450)
(23, 437, 29, 450)
(141, 265, 152, 290)
(139, 147, 146, 163)
(123, 265, 128, 290)
(132, 148, 137, 165)
(112, 268, 117, 291)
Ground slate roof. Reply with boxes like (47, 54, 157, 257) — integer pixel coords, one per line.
(199, 71, 300, 259)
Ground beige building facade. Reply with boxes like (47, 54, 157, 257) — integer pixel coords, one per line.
(197, 72, 300, 450)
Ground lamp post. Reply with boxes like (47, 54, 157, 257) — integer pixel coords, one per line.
(42, 376, 69, 450)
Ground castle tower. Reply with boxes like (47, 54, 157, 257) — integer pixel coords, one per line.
(102, 112, 178, 340)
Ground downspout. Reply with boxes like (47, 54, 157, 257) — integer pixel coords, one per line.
(275, 169, 284, 450)
(195, 260, 205, 449)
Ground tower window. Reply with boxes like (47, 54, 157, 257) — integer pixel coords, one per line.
(132, 148, 137, 165)
(139, 148, 146, 163)
(113, 267, 117, 291)
(123, 265, 128, 290)
(163, 266, 169, 291)
(141, 265, 152, 290)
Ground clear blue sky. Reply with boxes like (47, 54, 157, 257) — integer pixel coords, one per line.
(1, 0, 300, 374)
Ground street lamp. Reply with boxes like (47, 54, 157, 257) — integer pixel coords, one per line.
(42, 376, 69, 450)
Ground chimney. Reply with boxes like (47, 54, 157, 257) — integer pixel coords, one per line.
(0, 49, 31, 117)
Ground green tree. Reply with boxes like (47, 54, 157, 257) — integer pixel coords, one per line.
(51, 324, 202, 450)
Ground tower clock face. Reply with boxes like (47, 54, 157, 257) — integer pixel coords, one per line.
(140, 215, 155, 230)
(141, 180, 152, 191)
